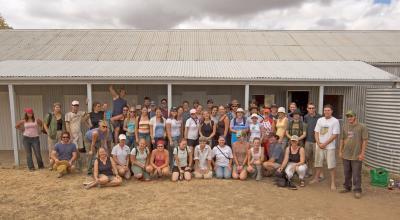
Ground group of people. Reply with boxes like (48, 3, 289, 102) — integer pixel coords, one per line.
(15, 85, 369, 198)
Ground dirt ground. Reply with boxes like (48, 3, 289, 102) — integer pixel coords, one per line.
(0, 151, 399, 220)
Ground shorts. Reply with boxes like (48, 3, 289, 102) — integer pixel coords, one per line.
(172, 166, 189, 173)
(112, 120, 123, 129)
(314, 146, 336, 169)
(71, 132, 84, 150)
(233, 164, 248, 174)
(187, 139, 198, 147)
(131, 164, 150, 179)
(99, 174, 115, 181)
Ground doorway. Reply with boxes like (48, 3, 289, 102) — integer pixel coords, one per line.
(287, 91, 309, 115)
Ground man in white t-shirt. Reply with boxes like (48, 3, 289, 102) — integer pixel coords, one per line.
(185, 109, 199, 148)
(310, 104, 340, 190)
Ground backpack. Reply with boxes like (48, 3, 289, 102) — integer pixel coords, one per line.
(275, 170, 289, 187)
(288, 120, 304, 136)
(175, 146, 189, 165)
(135, 147, 149, 157)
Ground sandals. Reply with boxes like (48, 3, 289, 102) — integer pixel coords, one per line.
(300, 180, 305, 187)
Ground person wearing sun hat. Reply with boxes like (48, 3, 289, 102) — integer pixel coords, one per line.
(286, 109, 307, 147)
(249, 113, 264, 143)
(275, 107, 288, 146)
(278, 135, 307, 189)
(230, 107, 249, 145)
(339, 110, 368, 199)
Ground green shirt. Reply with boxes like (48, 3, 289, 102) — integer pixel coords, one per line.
(45, 113, 65, 139)
(341, 123, 368, 160)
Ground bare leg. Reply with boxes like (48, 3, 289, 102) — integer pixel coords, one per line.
(330, 168, 336, 190)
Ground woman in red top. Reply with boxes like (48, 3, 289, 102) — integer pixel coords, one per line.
(147, 140, 170, 178)
(261, 107, 275, 159)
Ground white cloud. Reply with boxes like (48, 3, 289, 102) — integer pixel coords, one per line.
(0, 0, 399, 29)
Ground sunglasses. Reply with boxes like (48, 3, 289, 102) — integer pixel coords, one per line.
(129, 111, 135, 113)
(62, 136, 70, 139)
(308, 107, 315, 109)
(102, 126, 108, 128)
(72, 105, 79, 107)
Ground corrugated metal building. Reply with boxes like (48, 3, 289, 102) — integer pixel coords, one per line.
(0, 30, 399, 173)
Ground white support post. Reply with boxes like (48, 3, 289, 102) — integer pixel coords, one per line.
(245, 84, 250, 112)
(8, 84, 19, 166)
(167, 83, 172, 115)
(87, 83, 92, 112)
(318, 85, 324, 115)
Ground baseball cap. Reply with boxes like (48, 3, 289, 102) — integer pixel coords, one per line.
(290, 135, 299, 142)
(236, 108, 244, 113)
(118, 134, 127, 140)
(71, 100, 79, 106)
(277, 107, 285, 113)
(345, 110, 356, 117)
(190, 109, 197, 114)
(24, 108, 33, 114)
(251, 113, 259, 119)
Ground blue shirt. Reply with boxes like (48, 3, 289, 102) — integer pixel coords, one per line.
(112, 97, 127, 116)
(55, 143, 77, 161)
(268, 143, 283, 164)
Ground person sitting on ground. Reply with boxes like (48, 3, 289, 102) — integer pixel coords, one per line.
(232, 132, 250, 180)
(131, 138, 151, 181)
(84, 147, 122, 189)
(51, 131, 77, 178)
(247, 137, 265, 181)
(171, 139, 193, 181)
(263, 134, 284, 177)
(212, 136, 233, 179)
(193, 137, 213, 179)
(147, 140, 170, 178)
(277, 135, 307, 189)
(111, 134, 131, 180)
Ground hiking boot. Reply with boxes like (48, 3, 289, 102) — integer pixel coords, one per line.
(354, 192, 362, 199)
(288, 181, 298, 190)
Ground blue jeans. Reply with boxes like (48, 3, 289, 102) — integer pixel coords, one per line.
(23, 136, 44, 170)
(126, 135, 135, 151)
(215, 166, 231, 179)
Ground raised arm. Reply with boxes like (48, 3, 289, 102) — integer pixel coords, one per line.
(109, 85, 119, 99)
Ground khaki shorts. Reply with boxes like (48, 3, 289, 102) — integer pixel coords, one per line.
(304, 141, 315, 162)
(314, 146, 336, 169)
(71, 132, 84, 150)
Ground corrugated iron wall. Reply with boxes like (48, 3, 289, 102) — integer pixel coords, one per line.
(365, 88, 400, 174)
(0, 86, 12, 150)
(376, 65, 400, 77)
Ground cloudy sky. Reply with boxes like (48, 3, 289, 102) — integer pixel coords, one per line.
(0, 0, 398, 29)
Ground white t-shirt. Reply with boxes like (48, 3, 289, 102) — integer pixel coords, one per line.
(194, 145, 212, 169)
(212, 145, 233, 167)
(166, 118, 181, 137)
(314, 116, 340, 150)
(185, 117, 199, 140)
(173, 146, 191, 167)
(65, 111, 86, 134)
(111, 144, 130, 165)
(249, 122, 262, 142)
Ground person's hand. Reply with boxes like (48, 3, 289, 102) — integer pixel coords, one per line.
(318, 142, 326, 149)
(152, 139, 155, 144)
(68, 160, 73, 166)
(227, 165, 232, 171)
(277, 167, 283, 173)
(339, 151, 343, 159)
(54, 159, 60, 164)
(88, 151, 93, 155)
(248, 165, 253, 171)
(358, 153, 365, 161)
(185, 167, 191, 172)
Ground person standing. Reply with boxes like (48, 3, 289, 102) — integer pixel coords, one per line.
(123, 107, 137, 150)
(310, 104, 340, 190)
(227, 99, 239, 121)
(285, 109, 307, 146)
(275, 107, 288, 146)
(303, 102, 322, 178)
(269, 104, 279, 120)
(44, 102, 65, 169)
(199, 111, 216, 147)
(51, 132, 77, 178)
(339, 110, 368, 199)
(149, 101, 157, 118)
(185, 109, 199, 153)
(15, 108, 44, 171)
(210, 106, 219, 124)
(109, 85, 127, 144)
(182, 100, 190, 125)
(166, 107, 182, 169)
(215, 105, 229, 147)
(229, 108, 248, 145)
(160, 98, 169, 119)
(135, 106, 151, 149)
(149, 108, 166, 150)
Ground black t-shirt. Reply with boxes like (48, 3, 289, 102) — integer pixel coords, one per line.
(90, 111, 104, 129)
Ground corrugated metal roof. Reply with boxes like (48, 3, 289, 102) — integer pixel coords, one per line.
(1, 30, 400, 63)
(0, 60, 397, 83)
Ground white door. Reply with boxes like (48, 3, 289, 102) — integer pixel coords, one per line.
(0, 92, 12, 150)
